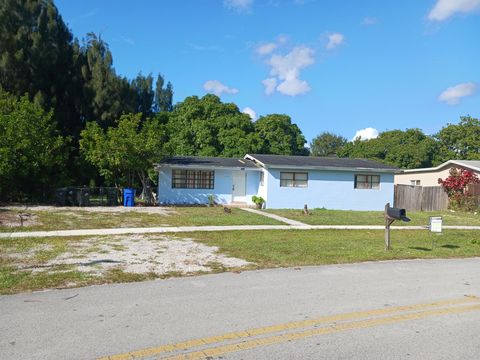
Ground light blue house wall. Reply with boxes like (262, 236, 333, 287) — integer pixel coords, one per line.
(158, 167, 260, 205)
(246, 171, 261, 203)
(265, 169, 394, 211)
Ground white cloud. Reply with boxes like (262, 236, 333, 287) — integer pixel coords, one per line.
(352, 127, 379, 141)
(326, 33, 345, 50)
(276, 78, 310, 96)
(438, 82, 476, 105)
(224, 0, 253, 12)
(276, 35, 289, 44)
(203, 80, 239, 96)
(242, 107, 257, 120)
(428, 0, 480, 21)
(257, 42, 277, 55)
(262, 78, 277, 95)
(263, 46, 314, 96)
(361, 17, 379, 25)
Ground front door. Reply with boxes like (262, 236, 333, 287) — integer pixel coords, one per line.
(232, 171, 246, 203)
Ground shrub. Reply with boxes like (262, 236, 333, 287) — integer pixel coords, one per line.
(438, 168, 480, 212)
(251, 195, 265, 209)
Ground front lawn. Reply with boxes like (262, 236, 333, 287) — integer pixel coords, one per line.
(2, 228, 480, 294)
(265, 209, 480, 226)
(193, 229, 480, 267)
(0, 206, 281, 232)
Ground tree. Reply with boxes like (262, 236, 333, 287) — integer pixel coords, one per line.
(154, 74, 173, 112)
(81, 33, 135, 129)
(0, 91, 67, 201)
(436, 116, 480, 161)
(166, 94, 261, 157)
(131, 73, 154, 119)
(339, 129, 439, 169)
(310, 132, 347, 157)
(254, 114, 308, 155)
(0, 0, 84, 138)
(80, 113, 167, 204)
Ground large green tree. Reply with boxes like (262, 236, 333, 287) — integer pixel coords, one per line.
(436, 116, 480, 161)
(131, 73, 155, 119)
(254, 114, 308, 155)
(310, 132, 347, 157)
(0, 91, 67, 201)
(339, 129, 439, 169)
(80, 33, 137, 129)
(0, 0, 84, 138)
(80, 113, 167, 204)
(166, 94, 261, 157)
(154, 74, 174, 113)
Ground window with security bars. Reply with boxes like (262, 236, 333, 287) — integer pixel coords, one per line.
(280, 172, 308, 188)
(172, 169, 214, 189)
(354, 174, 380, 189)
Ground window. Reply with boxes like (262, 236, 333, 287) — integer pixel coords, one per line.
(280, 172, 308, 188)
(410, 180, 421, 186)
(259, 171, 264, 186)
(172, 169, 214, 189)
(354, 174, 380, 189)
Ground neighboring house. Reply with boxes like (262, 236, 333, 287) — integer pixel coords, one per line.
(394, 160, 480, 187)
(157, 154, 398, 210)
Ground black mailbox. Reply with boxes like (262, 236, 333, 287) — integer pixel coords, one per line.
(386, 206, 410, 222)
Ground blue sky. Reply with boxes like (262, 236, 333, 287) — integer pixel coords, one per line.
(56, 0, 479, 143)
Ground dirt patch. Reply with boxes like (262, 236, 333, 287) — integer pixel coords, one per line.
(11, 235, 251, 276)
(0, 210, 40, 228)
(2, 206, 176, 215)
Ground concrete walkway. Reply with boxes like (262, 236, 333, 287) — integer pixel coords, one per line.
(1, 224, 479, 239)
(240, 207, 308, 226)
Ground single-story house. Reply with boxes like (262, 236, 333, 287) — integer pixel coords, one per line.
(156, 154, 398, 210)
(394, 160, 480, 187)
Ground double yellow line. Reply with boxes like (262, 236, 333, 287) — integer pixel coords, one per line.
(99, 295, 480, 360)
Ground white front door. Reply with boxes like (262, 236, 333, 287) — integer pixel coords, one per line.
(232, 171, 246, 203)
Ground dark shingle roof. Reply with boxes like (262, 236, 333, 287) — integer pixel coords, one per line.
(160, 156, 258, 168)
(247, 154, 398, 171)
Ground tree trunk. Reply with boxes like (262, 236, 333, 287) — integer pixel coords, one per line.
(137, 170, 155, 205)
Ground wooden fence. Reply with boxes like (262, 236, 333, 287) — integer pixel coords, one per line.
(467, 183, 480, 207)
(394, 185, 449, 211)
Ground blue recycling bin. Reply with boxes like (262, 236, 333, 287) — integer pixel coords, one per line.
(123, 188, 135, 207)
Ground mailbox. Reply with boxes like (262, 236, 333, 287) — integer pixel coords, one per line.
(386, 206, 410, 222)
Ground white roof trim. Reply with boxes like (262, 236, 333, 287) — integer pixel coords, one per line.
(244, 154, 266, 168)
(401, 160, 480, 174)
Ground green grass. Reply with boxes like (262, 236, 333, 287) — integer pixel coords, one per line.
(265, 209, 480, 226)
(0, 207, 281, 232)
(2, 228, 480, 294)
(191, 229, 480, 268)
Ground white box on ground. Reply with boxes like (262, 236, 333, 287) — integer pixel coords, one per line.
(429, 216, 442, 233)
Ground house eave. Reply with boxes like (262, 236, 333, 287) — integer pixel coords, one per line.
(401, 160, 480, 174)
(262, 164, 398, 173)
(157, 164, 262, 171)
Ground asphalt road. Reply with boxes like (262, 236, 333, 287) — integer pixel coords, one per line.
(1, 258, 480, 360)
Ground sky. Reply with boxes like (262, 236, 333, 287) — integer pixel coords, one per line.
(55, 0, 479, 143)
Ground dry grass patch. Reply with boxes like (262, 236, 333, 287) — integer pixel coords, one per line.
(0, 234, 251, 294)
(0, 206, 281, 232)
